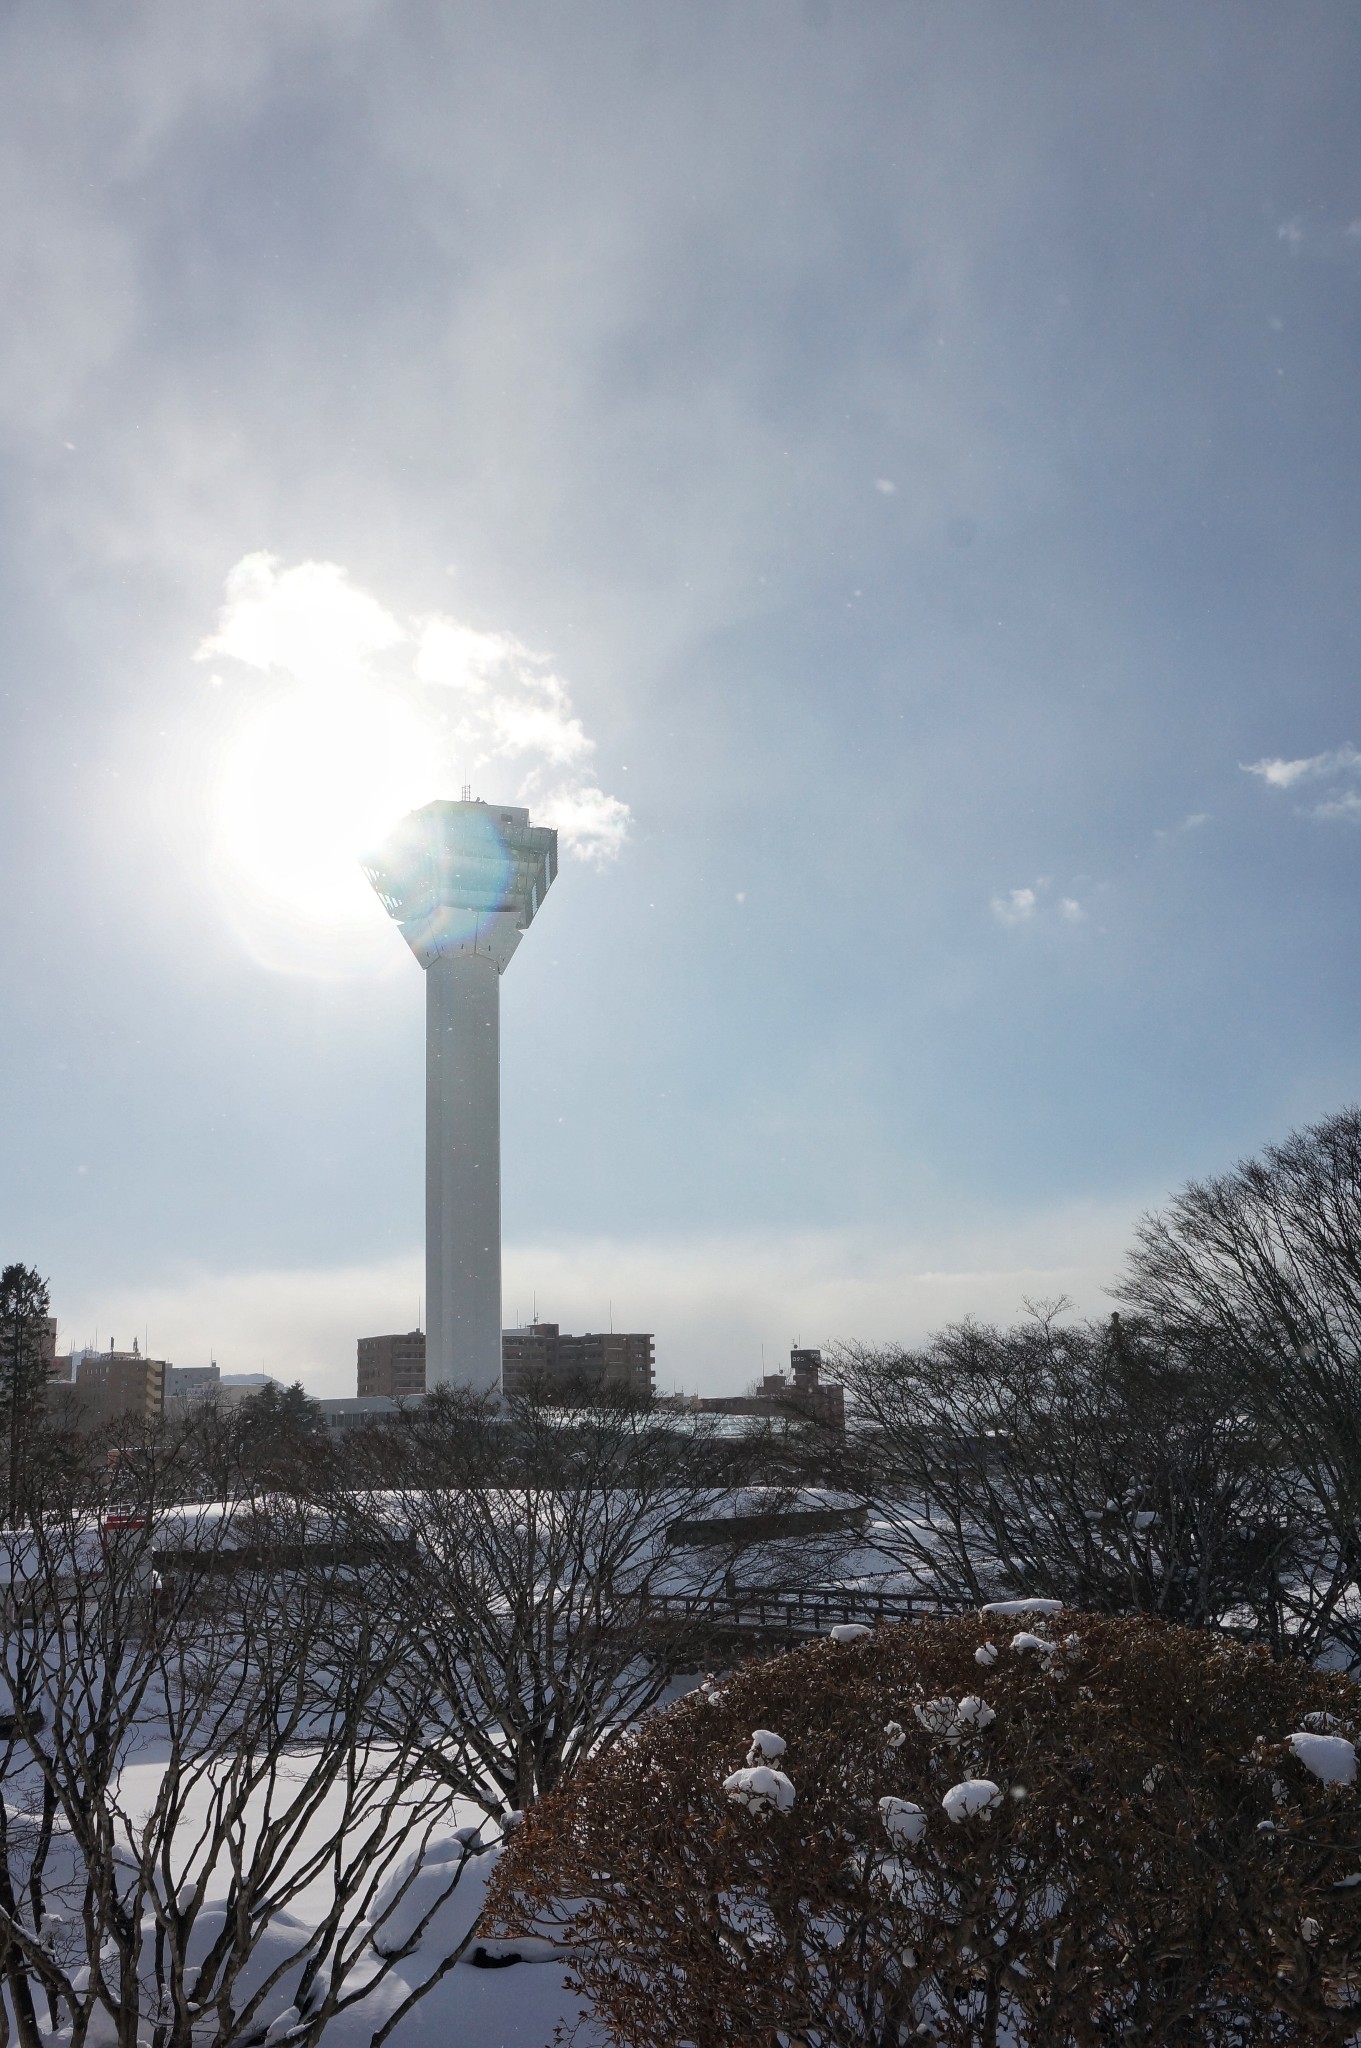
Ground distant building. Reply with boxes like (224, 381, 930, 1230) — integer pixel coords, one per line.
(501, 1322, 655, 1405)
(686, 1348, 844, 1431)
(319, 1395, 416, 1432)
(71, 1344, 166, 1425)
(165, 1364, 221, 1406)
(214, 1374, 282, 1411)
(356, 1331, 426, 1401)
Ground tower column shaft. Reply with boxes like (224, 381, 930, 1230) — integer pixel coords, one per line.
(426, 953, 502, 1393)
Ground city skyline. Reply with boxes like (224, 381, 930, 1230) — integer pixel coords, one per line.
(2, 5, 1360, 1395)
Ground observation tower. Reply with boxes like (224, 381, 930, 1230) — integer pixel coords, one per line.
(362, 799, 557, 1393)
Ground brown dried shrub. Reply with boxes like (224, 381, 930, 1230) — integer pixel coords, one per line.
(488, 1610, 1361, 2046)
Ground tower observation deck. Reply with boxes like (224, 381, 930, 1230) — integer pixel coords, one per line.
(362, 799, 557, 1393)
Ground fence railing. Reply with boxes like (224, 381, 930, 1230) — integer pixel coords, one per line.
(639, 1586, 973, 1633)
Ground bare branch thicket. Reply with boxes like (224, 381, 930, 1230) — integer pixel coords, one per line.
(491, 1612, 1361, 2047)
(332, 1387, 815, 1815)
(0, 1448, 489, 2048)
(1117, 1103, 1361, 1663)
(827, 1307, 1315, 1644)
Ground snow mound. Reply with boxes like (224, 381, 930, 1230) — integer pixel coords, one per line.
(1009, 1631, 1057, 1656)
(879, 1796, 926, 1848)
(829, 1623, 871, 1643)
(956, 1694, 995, 1731)
(884, 1720, 907, 1749)
(746, 1729, 786, 1764)
(723, 1766, 796, 1813)
(974, 1642, 998, 1667)
(368, 1831, 494, 1959)
(981, 1599, 1063, 1618)
(942, 1778, 1002, 1823)
(1288, 1731, 1357, 1786)
(914, 1695, 996, 1744)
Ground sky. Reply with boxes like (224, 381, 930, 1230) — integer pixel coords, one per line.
(1, 1, 1359, 1394)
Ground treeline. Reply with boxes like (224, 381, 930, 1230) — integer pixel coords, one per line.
(832, 1104, 1361, 1663)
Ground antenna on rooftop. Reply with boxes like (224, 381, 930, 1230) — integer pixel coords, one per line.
(460, 783, 472, 801)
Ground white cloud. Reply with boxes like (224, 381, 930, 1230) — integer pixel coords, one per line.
(1242, 745, 1361, 790)
(524, 779, 632, 862)
(991, 886, 1036, 925)
(196, 552, 406, 689)
(1059, 897, 1086, 922)
(1314, 789, 1361, 821)
(414, 617, 527, 693)
(486, 690, 592, 764)
(1243, 745, 1361, 819)
(65, 1202, 1139, 1399)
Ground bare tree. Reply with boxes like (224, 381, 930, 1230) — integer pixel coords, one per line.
(334, 1387, 777, 1815)
(0, 1449, 490, 2048)
(829, 1307, 1301, 1641)
(1117, 1104, 1361, 1661)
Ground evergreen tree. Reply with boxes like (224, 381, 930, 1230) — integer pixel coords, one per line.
(0, 1263, 52, 1525)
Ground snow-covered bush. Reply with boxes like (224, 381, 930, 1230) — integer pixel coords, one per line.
(489, 1611, 1361, 2047)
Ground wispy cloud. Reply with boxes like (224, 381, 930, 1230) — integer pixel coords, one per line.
(1153, 811, 1210, 843)
(991, 880, 1087, 929)
(1315, 789, 1361, 821)
(1242, 745, 1361, 819)
(991, 885, 1037, 925)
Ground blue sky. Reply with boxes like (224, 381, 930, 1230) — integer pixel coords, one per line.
(1, 2, 1359, 1392)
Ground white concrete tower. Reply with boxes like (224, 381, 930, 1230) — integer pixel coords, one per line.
(362, 800, 557, 1393)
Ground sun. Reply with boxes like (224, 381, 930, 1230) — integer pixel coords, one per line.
(213, 680, 442, 976)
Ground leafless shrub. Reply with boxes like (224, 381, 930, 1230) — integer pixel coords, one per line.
(491, 1610, 1361, 2046)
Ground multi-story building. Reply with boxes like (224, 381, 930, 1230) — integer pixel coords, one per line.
(356, 1331, 427, 1400)
(501, 1322, 655, 1405)
(164, 1364, 221, 1406)
(72, 1344, 166, 1424)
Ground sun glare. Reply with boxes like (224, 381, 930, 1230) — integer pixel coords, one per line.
(213, 682, 440, 976)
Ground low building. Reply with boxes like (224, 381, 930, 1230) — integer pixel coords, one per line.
(356, 1331, 426, 1400)
(214, 1374, 282, 1411)
(319, 1395, 420, 1431)
(501, 1321, 655, 1404)
(689, 1348, 844, 1431)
